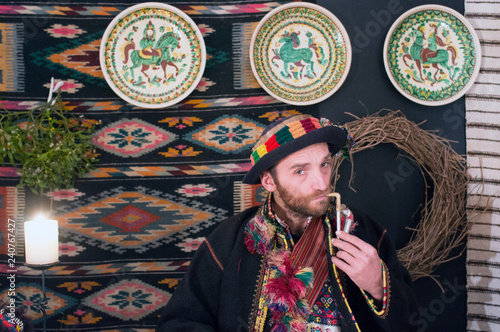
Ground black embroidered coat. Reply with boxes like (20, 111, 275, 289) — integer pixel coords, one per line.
(156, 205, 418, 331)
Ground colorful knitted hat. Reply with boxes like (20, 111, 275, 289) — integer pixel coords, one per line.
(242, 114, 349, 184)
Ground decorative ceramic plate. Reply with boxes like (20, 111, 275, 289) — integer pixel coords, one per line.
(250, 3, 351, 105)
(100, 2, 206, 108)
(384, 5, 481, 106)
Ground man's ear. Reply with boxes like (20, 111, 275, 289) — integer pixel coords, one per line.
(260, 171, 277, 192)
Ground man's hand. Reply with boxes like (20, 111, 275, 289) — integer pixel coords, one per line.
(331, 230, 383, 300)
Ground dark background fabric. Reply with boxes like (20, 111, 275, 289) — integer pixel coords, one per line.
(0, 0, 466, 331)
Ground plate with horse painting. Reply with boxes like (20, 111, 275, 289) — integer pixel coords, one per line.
(250, 3, 351, 106)
(384, 5, 480, 106)
(100, 2, 206, 108)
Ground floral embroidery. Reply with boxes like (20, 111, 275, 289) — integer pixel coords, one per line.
(264, 250, 313, 331)
(244, 198, 313, 331)
(244, 214, 275, 255)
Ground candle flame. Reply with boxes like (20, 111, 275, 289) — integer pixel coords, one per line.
(33, 213, 48, 222)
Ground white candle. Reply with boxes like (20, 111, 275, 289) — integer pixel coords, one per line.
(24, 216, 59, 265)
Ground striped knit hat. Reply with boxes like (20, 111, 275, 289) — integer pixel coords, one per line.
(242, 114, 348, 184)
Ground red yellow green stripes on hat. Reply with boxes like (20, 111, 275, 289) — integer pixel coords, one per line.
(251, 117, 323, 165)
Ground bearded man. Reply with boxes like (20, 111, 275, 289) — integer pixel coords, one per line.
(157, 114, 418, 331)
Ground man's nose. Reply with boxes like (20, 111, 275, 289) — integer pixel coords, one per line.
(311, 170, 329, 191)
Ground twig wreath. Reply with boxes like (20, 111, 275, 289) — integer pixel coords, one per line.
(331, 110, 470, 281)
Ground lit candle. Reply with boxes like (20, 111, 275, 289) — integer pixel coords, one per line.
(24, 215, 59, 265)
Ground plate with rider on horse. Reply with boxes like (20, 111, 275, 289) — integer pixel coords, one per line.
(100, 2, 206, 108)
(384, 4, 481, 106)
(250, 2, 351, 106)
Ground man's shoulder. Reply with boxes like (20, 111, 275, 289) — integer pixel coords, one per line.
(346, 205, 403, 263)
(345, 205, 387, 245)
(347, 205, 383, 231)
(199, 206, 260, 268)
(206, 205, 260, 247)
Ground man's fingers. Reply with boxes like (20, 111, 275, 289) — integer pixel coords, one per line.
(331, 255, 350, 272)
(335, 231, 367, 248)
(334, 231, 379, 256)
(335, 248, 355, 262)
(332, 238, 359, 258)
(331, 231, 384, 300)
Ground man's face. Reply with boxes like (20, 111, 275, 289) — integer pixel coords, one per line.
(268, 142, 333, 218)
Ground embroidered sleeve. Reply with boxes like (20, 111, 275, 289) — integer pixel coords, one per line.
(360, 260, 390, 318)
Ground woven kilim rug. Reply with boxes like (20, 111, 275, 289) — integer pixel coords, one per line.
(0, 1, 319, 330)
(465, 1, 500, 331)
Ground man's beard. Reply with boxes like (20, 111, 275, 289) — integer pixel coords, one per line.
(275, 183, 332, 218)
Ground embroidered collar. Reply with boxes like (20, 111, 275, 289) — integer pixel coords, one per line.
(245, 195, 337, 331)
(244, 195, 314, 330)
(274, 210, 312, 246)
(245, 193, 341, 255)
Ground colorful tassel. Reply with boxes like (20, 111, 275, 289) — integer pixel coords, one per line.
(244, 214, 275, 255)
(263, 249, 313, 331)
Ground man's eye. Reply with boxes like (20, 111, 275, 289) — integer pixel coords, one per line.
(295, 169, 305, 175)
(321, 162, 330, 167)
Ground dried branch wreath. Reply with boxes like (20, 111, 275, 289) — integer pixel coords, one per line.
(331, 110, 470, 281)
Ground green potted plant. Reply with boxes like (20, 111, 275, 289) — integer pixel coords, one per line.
(0, 82, 99, 195)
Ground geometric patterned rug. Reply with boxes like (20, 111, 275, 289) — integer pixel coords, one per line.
(0, 1, 318, 330)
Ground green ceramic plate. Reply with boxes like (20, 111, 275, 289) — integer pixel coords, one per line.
(250, 3, 351, 106)
(100, 2, 206, 108)
(384, 5, 481, 106)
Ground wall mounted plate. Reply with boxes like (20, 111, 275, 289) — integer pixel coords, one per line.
(250, 2, 351, 105)
(384, 5, 481, 106)
(100, 2, 206, 108)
